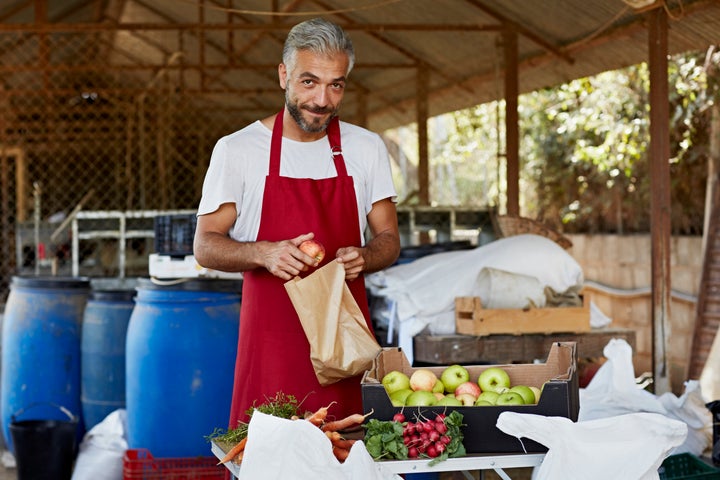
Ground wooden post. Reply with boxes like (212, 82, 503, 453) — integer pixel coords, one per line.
(503, 29, 519, 217)
(417, 65, 429, 207)
(648, 7, 672, 394)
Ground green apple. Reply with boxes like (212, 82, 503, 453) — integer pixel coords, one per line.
(432, 379, 445, 394)
(382, 370, 411, 394)
(529, 386, 542, 403)
(474, 399, 494, 406)
(409, 368, 438, 392)
(476, 390, 499, 405)
(405, 390, 437, 406)
(436, 395, 463, 406)
(496, 391, 525, 405)
(440, 364, 470, 393)
(478, 366, 511, 394)
(389, 388, 413, 406)
(510, 385, 536, 405)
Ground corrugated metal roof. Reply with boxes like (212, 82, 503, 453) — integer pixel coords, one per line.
(0, 0, 718, 131)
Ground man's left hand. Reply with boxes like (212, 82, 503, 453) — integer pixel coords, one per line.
(335, 247, 365, 281)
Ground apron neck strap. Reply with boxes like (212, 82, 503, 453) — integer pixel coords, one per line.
(269, 108, 348, 177)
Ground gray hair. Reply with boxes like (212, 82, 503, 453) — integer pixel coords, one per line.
(282, 18, 355, 75)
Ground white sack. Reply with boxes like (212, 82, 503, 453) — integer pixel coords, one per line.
(366, 234, 584, 340)
(579, 338, 712, 456)
(475, 267, 546, 309)
(496, 411, 687, 480)
(237, 412, 401, 480)
(71, 409, 128, 480)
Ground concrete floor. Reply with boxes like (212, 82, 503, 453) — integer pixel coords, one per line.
(0, 466, 14, 480)
(0, 453, 16, 480)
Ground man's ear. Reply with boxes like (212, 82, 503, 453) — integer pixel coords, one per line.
(278, 63, 287, 89)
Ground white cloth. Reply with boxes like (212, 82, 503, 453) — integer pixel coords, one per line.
(71, 409, 128, 480)
(197, 120, 397, 244)
(496, 411, 688, 480)
(237, 412, 401, 480)
(579, 338, 713, 456)
(366, 234, 586, 362)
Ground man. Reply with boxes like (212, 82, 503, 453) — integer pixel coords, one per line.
(193, 17, 400, 427)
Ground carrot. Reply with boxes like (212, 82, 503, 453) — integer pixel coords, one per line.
(217, 436, 248, 465)
(332, 446, 351, 462)
(325, 430, 341, 442)
(306, 402, 335, 426)
(320, 409, 374, 432)
(231, 450, 245, 465)
(331, 437, 357, 450)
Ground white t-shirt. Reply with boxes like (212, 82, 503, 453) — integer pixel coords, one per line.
(197, 119, 397, 245)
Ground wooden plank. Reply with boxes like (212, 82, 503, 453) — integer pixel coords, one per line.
(412, 327, 636, 365)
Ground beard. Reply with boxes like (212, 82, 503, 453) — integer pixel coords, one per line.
(285, 89, 338, 134)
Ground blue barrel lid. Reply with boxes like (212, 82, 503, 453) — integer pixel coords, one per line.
(11, 276, 91, 290)
(136, 277, 242, 293)
(89, 289, 136, 302)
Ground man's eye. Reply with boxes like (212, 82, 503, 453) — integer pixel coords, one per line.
(301, 79, 313, 86)
(332, 83, 345, 89)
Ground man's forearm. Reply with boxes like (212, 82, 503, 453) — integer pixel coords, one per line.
(361, 230, 400, 274)
(194, 232, 266, 272)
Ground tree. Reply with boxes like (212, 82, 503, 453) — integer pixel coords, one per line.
(385, 48, 719, 234)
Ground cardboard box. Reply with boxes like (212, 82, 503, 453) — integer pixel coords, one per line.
(455, 295, 590, 337)
(361, 342, 579, 454)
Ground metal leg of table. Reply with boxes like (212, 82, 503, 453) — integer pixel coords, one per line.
(493, 468, 512, 480)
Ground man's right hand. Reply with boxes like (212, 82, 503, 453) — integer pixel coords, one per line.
(260, 232, 319, 280)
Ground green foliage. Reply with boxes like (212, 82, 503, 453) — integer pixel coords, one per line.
(364, 418, 408, 460)
(205, 392, 301, 444)
(386, 49, 718, 234)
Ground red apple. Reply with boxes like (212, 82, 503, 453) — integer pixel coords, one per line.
(299, 239, 325, 263)
(454, 381, 481, 399)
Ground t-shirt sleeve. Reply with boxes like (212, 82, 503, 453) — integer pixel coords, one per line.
(197, 136, 243, 217)
(367, 133, 397, 212)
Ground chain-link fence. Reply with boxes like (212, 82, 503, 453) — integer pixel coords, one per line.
(0, 29, 248, 302)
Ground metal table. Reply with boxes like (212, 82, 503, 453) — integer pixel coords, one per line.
(212, 440, 544, 480)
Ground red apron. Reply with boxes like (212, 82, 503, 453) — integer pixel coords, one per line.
(227, 110, 373, 430)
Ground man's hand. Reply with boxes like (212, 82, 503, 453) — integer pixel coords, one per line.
(262, 232, 322, 281)
(335, 247, 366, 281)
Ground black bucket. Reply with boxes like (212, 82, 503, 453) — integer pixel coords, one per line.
(9, 403, 79, 480)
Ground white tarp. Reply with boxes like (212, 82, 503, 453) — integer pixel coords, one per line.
(366, 234, 609, 363)
(579, 338, 713, 456)
(497, 411, 687, 480)
(237, 412, 401, 480)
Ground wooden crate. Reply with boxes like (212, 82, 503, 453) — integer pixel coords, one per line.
(455, 294, 591, 336)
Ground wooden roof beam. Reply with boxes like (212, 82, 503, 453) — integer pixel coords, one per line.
(463, 0, 575, 64)
(0, 21, 511, 33)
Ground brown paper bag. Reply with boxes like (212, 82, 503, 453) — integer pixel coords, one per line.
(284, 261, 381, 386)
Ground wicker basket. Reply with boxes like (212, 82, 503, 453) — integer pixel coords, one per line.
(494, 215, 573, 250)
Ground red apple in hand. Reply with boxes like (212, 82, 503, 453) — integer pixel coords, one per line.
(299, 239, 325, 263)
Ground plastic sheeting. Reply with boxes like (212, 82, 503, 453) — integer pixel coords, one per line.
(236, 412, 401, 480)
(579, 339, 713, 456)
(497, 411, 687, 480)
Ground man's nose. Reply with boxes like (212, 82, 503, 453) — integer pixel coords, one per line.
(313, 87, 329, 107)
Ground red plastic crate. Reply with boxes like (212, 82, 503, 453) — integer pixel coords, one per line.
(123, 448, 225, 479)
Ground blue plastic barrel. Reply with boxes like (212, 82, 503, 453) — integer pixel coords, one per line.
(1, 276, 90, 454)
(126, 278, 241, 458)
(81, 289, 135, 431)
